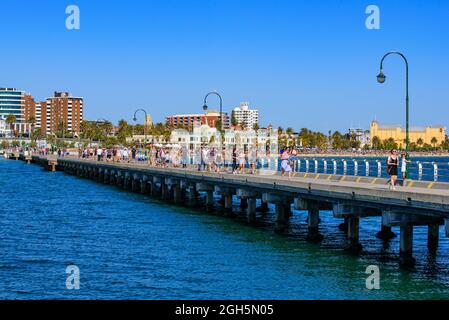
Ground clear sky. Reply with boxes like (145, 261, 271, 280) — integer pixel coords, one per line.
(1, 0, 448, 132)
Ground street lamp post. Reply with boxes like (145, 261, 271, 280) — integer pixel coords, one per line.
(202, 91, 224, 170)
(133, 108, 148, 155)
(203, 91, 223, 132)
(377, 51, 410, 178)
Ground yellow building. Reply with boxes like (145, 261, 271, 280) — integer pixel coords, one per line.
(370, 121, 446, 148)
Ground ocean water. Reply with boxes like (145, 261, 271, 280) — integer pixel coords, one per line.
(1, 158, 449, 300)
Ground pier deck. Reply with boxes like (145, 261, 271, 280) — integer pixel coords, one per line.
(23, 155, 449, 268)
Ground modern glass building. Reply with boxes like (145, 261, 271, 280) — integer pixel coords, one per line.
(0, 88, 24, 122)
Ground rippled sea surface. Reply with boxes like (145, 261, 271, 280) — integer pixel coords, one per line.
(1, 158, 449, 300)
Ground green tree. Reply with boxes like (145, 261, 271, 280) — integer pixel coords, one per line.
(371, 136, 382, 149)
(416, 138, 424, 149)
(6, 114, 16, 136)
(231, 111, 238, 127)
(431, 137, 438, 149)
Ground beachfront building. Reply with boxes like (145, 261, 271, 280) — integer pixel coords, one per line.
(232, 102, 259, 130)
(171, 125, 278, 152)
(126, 134, 168, 145)
(0, 88, 24, 122)
(166, 110, 230, 130)
(349, 128, 371, 148)
(0, 116, 12, 137)
(370, 121, 446, 148)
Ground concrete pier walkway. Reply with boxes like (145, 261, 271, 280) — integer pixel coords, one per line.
(24, 155, 449, 268)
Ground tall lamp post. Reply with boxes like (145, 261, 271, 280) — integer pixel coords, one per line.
(203, 91, 224, 170)
(203, 91, 223, 132)
(377, 51, 409, 178)
(133, 108, 148, 155)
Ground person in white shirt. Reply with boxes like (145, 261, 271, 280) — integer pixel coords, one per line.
(96, 148, 103, 161)
(401, 152, 411, 186)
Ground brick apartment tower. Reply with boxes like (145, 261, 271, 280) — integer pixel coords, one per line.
(44, 92, 84, 136)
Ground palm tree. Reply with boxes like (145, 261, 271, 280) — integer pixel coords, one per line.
(277, 126, 284, 136)
(417, 138, 424, 149)
(5, 114, 16, 137)
(431, 137, 438, 149)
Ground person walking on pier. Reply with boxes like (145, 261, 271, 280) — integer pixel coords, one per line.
(401, 152, 411, 187)
(387, 149, 399, 190)
(281, 147, 293, 179)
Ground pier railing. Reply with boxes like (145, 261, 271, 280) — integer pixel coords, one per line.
(280, 158, 449, 183)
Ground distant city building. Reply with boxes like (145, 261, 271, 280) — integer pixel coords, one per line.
(348, 128, 371, 147)
(44, 92, 84, 136)
(232, 102, 259, 130)
(0, 116, 12, 137)
(171, 124, 278, 151)
(0, 88, 25, 122)
(166, 110, 230, 130)
(370, 121, 446, 148)
(145, 114, 153, 127)
(0, 88, 84, 136)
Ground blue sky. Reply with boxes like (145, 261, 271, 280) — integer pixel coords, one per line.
(1, 0, 448, 132)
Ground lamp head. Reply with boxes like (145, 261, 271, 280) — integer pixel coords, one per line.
(203, 104, 208, 111)
(133, 117, 137, 122)
(377, 71, 386, 84)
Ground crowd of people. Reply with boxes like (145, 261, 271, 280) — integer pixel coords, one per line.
(1, 144, 428, 188)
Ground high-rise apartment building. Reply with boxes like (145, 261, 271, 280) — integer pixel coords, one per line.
(0, 88, 26, 122)
(232, 102, 259, 130)
(0, 88, 84, 136)
(44, 92, 84, 135)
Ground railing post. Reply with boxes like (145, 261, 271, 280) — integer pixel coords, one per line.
(353, 160, 358, 176)
(365, 160, 370, 177)
(343, 160, 347, 175)
(377, 160, 382, 178)
(433, 162, 438, 182)
(323, 160, 327, 174)
(296, 159, 301, 172)
(333, 160, 337, 175)
(305, 159, 310, 173)
(314, 159, 318, 174)
(418, 162, 423, 180)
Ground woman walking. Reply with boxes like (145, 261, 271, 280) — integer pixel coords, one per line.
(387, 149, 399, 190)
(281, 147, 293, 179)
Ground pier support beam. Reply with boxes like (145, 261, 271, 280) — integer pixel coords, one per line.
(428, 224, 439, 253)
(247, 198, 257, 224)
(187, 183, 198, 208)
(400, 225, 416, 268)
(132, 175, 140, 193)
(216, 186, 235, 216)
(263, 194, 292, 233)
(346, 217, 362, 253)
(307, 202, 322, 242)
(256, 200, 269, 214)
(237, 190, 260, 224)
(376, 211, 397, 241)
(140, 176, 149, 194)
(173, 183, 184, 205)
(197, 183, 215, 211)
(151, 177, 162, 197)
